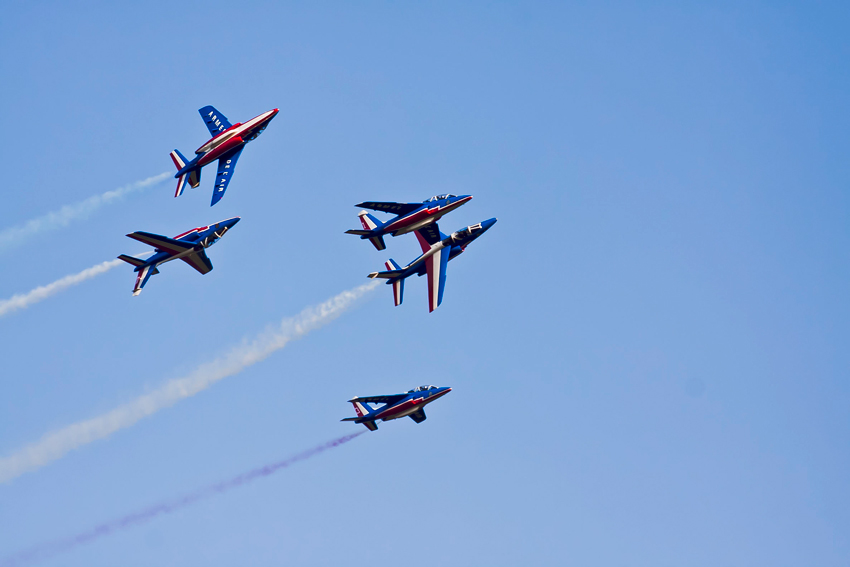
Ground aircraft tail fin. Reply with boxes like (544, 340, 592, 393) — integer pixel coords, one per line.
(343, 401, 379, 431)
(344, 211, 386, 250)
(170, 149, 193, 197)
(386, 260, 404, 306)
(352, 401, 371, 418)
(358, 210, 380, 231)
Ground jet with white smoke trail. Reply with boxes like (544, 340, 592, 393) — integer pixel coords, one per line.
(0, 259, 124, 318)
(0, 172, 170, 253)
(0, 280, 379, 484)
(0, 432, 364, 567)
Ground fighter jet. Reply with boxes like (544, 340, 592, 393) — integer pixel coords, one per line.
(169, 105, 279, 206)
(117, 217, 240, 295)
(368, 218, 497, 312)
(341, 385, 452, 431)
(345, 194, 472, 250)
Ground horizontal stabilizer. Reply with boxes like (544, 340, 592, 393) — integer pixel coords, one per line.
(117, 254, 146, 268)
(340, 417, 359, 422)
(345, 229, 372, 236)
(368, 260, 406, 279)
(363, 421, 378, 432)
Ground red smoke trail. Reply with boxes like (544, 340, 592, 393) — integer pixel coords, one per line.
(1, 431, 364, 567)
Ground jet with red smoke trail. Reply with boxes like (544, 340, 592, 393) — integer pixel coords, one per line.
(341, 385, 452, 431)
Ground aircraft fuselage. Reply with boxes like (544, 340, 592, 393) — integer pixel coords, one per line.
(385, 195, 473, 236)
(177, 109, 278, 175)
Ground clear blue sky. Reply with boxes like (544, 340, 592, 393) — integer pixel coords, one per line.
(1, 1, 849, 565)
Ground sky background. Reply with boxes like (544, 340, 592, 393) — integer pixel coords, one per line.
(1, 1, 849, 565)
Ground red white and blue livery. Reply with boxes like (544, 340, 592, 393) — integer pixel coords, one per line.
(117, 217, 240, 295)
(345, 194, 472, 250)
(341, 385, 452, 431)
(170, 106, 279, 206)
(368, 218, 497, 312)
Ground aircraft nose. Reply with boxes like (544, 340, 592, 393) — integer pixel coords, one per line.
(481, 218, 497, 231)
(454, 195, 473, 204)
(224, 217, 241, 229)
(268, 108, 280, 120)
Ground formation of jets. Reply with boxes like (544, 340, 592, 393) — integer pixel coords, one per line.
(116, 104, 496, 431)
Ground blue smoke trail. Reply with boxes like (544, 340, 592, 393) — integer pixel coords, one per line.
(0, 432, 364, 567)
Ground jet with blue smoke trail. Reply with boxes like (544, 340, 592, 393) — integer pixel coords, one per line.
(117, 217, 240, 295)
(342, 385, 452, 431)
(170, 105, 278, 206)
(368, 218, 497, 312)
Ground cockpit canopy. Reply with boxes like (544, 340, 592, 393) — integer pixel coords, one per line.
(451, 223, 482, 241)
(423, 194, 457, 203)
(409, 385, 439, 392)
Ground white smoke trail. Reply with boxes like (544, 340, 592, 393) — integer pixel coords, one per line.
(0, 259, 123, 318)
(0, 172, 170, 252)
(0, 280, 380, 484)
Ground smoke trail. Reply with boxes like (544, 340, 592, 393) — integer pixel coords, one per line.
(0, 432, 364, 567)
(0, 259, 123, 318)
(0, 172, 170, 253)
(0, 281, 379, 484)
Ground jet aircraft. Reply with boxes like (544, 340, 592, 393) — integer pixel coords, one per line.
(345, 194, 472, 250)
(117, 217, 240, 295)
(368, 218, 497, 312)
(170, 106, 279, 206)
(341, 385, 452, 431)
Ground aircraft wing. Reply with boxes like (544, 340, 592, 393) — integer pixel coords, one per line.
(415, 222, 443, 250)
(424, 245, 451, 312)
(126, 232, 195, 256)
(349, 394, 408, 405)
(180, 249, 214, 275)
(210, 147, 244, 206)
(356, 201, 422, 216)
(199, 105, 233, 137)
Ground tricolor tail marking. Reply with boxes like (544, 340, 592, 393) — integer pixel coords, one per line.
(358, 211, 378, 230)
(384, 259, 404, 306)
(352, 401, 370, 418)
(170, 150, 190, 197)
